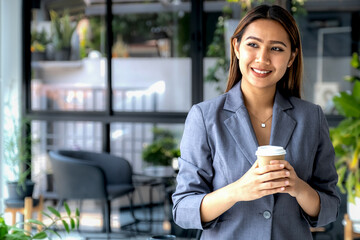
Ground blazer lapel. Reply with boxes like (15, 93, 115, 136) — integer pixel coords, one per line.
(223, 82, 297, 165)
(223, 82, 258, 165)
(270, 92, 296, 149)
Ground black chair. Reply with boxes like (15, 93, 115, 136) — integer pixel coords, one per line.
(49, 150, 138, 233)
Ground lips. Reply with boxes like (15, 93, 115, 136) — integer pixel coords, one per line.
(251, 67, 272, 77)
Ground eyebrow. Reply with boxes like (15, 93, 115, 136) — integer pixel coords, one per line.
(245, 36, 288, 48)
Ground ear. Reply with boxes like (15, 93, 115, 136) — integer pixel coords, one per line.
(232, 38, 240, 59)
(288, 48, 298, 68)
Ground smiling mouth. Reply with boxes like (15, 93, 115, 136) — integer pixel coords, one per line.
(252, 68, 271, 74)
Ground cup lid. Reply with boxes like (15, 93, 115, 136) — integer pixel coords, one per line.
(255, 145, 286, 156)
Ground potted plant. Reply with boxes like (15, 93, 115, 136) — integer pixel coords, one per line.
(0, 202, 79, 239)
(142, 127, 180, 175)
(330, 52, 360, 232)
(4, 117, 35, 200)
(31, 28, 49, 61)
(50, 9, 77, 61)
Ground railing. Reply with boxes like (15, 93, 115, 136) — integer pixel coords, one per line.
(31, 85, 159, 194)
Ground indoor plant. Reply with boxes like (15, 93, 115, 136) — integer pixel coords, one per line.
(0, 202, 79, 239)
(330, 52, 360, 232)
(4, 117, 35, 199)
(31, 28, 49, 61)
(50, 9, 77, 61)
(142, 128, 180, 174)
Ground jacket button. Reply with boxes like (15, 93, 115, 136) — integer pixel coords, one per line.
(263, 210, 271, 219)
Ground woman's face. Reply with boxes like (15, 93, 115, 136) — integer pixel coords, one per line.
(233, 19, 297, 93)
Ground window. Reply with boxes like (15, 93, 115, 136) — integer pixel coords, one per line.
(25, 0, 205, 194)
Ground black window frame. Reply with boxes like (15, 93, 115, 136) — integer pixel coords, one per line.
(22, 0, 204, 154)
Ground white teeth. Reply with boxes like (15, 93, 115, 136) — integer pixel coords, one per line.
(253, 68, 270, 74)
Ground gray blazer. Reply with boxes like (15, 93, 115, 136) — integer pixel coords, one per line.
(172, 81, 340, 240)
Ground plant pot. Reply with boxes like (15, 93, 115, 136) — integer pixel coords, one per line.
(31, 51, 46, 61)
(348, 196, 360, 233)
(6, 180, 35, 200)
(54, 47, 71, 61)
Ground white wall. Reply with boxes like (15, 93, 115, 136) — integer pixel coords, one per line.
(0, 0, 22, 210)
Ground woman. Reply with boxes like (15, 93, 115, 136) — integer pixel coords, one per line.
(172, 4, 340, 240)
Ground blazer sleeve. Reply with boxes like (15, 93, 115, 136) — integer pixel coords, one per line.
(302, 105, 340, 227)
(172, 104, 217, 230)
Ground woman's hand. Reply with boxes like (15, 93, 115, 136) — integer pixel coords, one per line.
(230, 159, 290, 202)
(200, 159, 289, 222)
(269, 160, 302, 197)
(269, 160, 321, 217)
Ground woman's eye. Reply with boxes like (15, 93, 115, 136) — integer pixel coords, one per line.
(247, 43, 258, 48)
(271, 47, 284, 52)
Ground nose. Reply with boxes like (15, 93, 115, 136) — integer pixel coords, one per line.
(255, 48, 270, 65)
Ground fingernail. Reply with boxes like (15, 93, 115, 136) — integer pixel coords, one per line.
(286, 171, 290, 176)
(285, 181, 289, 185)
(280, 164, 284, 168)
(281, 187, 285, 191)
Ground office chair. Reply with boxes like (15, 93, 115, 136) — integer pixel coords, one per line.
(49, 150, 138, 233)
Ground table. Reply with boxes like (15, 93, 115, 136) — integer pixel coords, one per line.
(131, 167, 177, 235)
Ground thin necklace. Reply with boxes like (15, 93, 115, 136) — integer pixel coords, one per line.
(249, 111, 273, 128)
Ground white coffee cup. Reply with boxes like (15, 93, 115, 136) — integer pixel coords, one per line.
(255, 145, 286, 167)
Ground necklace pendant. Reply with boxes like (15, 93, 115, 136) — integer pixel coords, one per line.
(261, 123, 266, 128)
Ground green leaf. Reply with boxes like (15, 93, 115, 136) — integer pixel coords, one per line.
(32, 232, 47, 239)
(335, 157, 347, 169)
(27, 219, 46, 227)
(46, 229, 61, 239)
(5, 231, 31, 240)
(337, 181, 346, 194)
(353, 80, 360, 102)
(64, 202, 71, 217)
(346, 172, 356, 200)
(345, 75, 360, 82)
(351, 52, 360, 69)
(356, 169, 360, 197)
(47, 206, 61, 218)
(348, 190, 355, 204)
(75, 208, 80, 217)
(338, 119, 360, 138)
(333, 92, 360, 118)
(337, 165, 347, 183)
(70, 218, 75, 229)
(41, 211, 53, 221)
(62, 220, 70, 233)
(8, 226, 26, 233)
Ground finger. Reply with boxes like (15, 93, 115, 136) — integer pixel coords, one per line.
(280, 186, 293, 195)
(252, 160, 259, 169)
(269, 160, 287, 165)
(260, 170, 290, 182)
(260, 187, 286, 197)
(260, 179, 289, 190)
(270, 160, 294, 171)
(257, 164, 286, 175)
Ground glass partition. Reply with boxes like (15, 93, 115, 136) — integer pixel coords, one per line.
(111, 2, 191, 112)
(31, 7, 107, 111)
(110, 123, 184, 173)
(31, 120, 103, 194)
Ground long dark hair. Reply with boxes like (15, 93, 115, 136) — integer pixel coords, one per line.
(225, 5, 303, 98)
